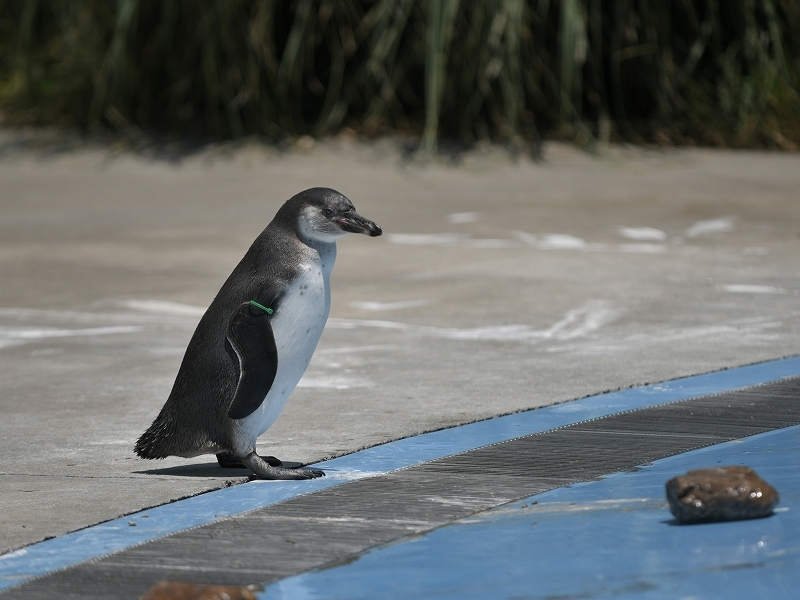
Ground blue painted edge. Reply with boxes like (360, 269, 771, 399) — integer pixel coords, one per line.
(1, 355, 799, 590)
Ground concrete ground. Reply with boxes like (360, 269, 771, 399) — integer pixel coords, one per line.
(1, 135, 798, 555)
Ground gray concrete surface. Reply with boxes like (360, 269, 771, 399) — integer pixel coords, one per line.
(1, 136, 798, 555)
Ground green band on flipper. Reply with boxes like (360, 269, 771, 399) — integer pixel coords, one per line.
(249, 300, 274, 315)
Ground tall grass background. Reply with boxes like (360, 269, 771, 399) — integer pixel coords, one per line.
(1, 0, 798, 152)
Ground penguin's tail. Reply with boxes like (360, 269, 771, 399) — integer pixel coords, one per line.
(134, 414, 178, 460)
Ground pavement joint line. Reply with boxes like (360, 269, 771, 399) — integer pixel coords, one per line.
(0, 355, 799, 592)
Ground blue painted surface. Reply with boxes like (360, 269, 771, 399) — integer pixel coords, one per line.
(1, 355, 799, 590)
(263, 425, 800, 600)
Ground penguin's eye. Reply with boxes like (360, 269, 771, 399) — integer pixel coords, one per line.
(324, 208, 333, 216)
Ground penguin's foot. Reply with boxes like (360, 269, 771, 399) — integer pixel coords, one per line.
(241, 452, 325, 480)
(217, 452, 282, 468)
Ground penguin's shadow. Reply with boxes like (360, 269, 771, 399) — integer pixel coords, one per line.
(134, 460, 304, 477)
(134, 462, 244, 477)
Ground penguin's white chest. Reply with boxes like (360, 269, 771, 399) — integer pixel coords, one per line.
(238, 250, 333, 444)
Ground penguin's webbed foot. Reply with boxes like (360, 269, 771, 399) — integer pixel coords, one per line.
(241, 452, 325, 480)
(217, 452, 282, 468)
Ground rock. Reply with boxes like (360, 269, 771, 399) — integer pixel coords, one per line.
(665, 466, 779, 524)
(140, 581, 259, 600)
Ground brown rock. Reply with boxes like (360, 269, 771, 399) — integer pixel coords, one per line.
(140, 581, 259, 600)
(665, 466, 779, 524)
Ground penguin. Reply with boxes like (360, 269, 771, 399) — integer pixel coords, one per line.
(134, 188, 382, 480)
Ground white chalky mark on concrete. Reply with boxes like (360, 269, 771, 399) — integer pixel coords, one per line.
(388, 233, 467, 246)
(465, 238, 519, 248)
(685, 216, 735, 237)
(553, 317, 785, 356)
(297, 375, 372, 390)
(327, 318, 412, 331)
(720, 284, 788, 294)
(448, 212, 480, 224)
(440, 324, 550, 342)
(0, 307, 149, 324)
(332, 226, 761, 254)
(540, 302, 620, 340)
(0, 326, 142, 339)
(119, 299, 206, 317)
(329, 302, 619, 344)
(617, 243, 667, 254)
(0, 325, 143, 348)
(618, 226, 667, 241)
(388, 233, 519, 248)
(390, 231, 614, 252)
(350, 300, 431, 312)
(316, 344, 397, 355)
(626, 318, 782, 344)
(538, 234, 587, 250)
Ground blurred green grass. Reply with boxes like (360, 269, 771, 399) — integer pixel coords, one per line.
(1, 0, 798, 152)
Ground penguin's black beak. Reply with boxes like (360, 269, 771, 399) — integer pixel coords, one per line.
(337, 211, 382, 237)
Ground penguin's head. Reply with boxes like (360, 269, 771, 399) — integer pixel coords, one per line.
(290, 188, 382, 243)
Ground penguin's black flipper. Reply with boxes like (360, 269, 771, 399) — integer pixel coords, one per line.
(225, 302, 279, 420)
